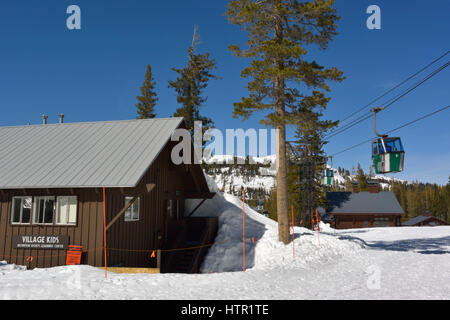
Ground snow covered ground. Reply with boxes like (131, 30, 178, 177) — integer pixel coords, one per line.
(1, 177, 449, 299)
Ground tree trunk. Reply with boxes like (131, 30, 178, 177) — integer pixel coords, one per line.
(276, 123, 290, 244)
(273, 8, 290, 244)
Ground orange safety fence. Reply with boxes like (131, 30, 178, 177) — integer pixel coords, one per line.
(0, 236, 258, 262)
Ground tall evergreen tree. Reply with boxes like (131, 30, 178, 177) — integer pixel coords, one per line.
(356, 163, 368, 191)
(168, 43, 219, 133)
(227, 0, 344, 243)
(136, 64, 158, 119)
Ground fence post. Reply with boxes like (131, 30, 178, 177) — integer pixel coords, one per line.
(157, 249, 161, 271)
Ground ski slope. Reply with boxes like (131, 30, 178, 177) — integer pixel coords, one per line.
(0, 176, 449, 299)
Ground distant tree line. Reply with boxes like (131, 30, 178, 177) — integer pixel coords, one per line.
(391, 180, 450, 223)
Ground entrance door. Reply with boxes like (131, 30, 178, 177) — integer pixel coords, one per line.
(167, 199, 183, 220)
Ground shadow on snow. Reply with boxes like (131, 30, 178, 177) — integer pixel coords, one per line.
(320, 230, 450, 255)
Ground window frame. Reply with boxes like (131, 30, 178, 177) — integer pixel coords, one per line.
(124, 196, 140, 222)
(33, 196, 56, 225)
(10, 196, 33, 225)
(55, 195, 78, 226)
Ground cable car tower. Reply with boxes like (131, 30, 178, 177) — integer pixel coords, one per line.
(287, 141, 326, 227)
(371, 107, 405, 174)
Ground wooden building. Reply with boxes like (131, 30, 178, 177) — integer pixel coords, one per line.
(0, 118, 216, 271)
(402, 214, 449, 227)
(327, 181, 404, 229)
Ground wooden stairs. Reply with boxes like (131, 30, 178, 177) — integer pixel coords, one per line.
(161, 217, 218, 273)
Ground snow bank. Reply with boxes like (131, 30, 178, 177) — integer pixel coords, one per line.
(0, 261, 26, 273)
(187, 175, 364, 273)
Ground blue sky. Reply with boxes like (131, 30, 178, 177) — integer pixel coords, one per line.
(0, 1, 449, 184)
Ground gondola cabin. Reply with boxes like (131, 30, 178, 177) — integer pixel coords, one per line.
(372, 137, 405, 174)
(321, 169, 334, 185)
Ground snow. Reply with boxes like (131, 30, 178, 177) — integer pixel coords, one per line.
(204, 155, 277, 193)
(204, 155, 408, 195)
(1, 176, 449, 299)
(214, 174, 276, 193)
(203, 154, 276, 165)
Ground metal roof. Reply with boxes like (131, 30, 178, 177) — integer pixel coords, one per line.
(402, 215, 433, 226)
(0, 118, 184, 189)
(326, 191, 405, 215)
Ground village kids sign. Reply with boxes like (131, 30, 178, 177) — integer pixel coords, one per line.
(12, 235, 69, 250)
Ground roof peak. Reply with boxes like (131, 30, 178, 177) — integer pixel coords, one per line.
(0, 117, 184, 129)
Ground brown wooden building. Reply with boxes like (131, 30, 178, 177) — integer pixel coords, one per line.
(327, 181, 404, 229)
(0, 118, 215, 270)
(402, 214, 449, 227)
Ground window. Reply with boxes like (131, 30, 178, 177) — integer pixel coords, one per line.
(372, 141, 379, 156)
(56, 196, 77, 225)
(167, 199, 181, 219)
(11, 197, 32, 224)
(33, 196, 55, 225)
(124, 197, 140, 222)
(374, 217, 390, 227)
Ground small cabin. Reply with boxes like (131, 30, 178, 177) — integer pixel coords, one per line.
(402, 214, 449, 227)
(0, 118, 216, 272)
(326, 181, 404, 229)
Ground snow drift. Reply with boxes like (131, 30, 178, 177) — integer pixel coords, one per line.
(186, 174, 364, 273)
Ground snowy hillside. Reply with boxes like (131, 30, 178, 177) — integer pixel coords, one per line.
(1, 176, 449, 300)
(203, 155, 277, 194)
(203, 154, 406, 195)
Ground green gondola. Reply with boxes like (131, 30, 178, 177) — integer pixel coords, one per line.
(321, 168, 334, 185)
(370, 107, 405, 174)
(372, 137, 405, 174)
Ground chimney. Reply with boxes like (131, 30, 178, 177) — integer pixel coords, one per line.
(42, 114, 48, 124)
(58, 113, 64, 124)
(352, 181, 360, 193)
(368, 180, 380, 193)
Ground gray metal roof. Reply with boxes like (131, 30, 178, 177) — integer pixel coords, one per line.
(0, 118, 184, 189)
(402, 215, 432, 226)
(327, 191, 404, 215)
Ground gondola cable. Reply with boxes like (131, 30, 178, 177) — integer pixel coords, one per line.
(324, 61, 449, 140)
(329, 105, 450, 157)
(328, 51, 449, 133)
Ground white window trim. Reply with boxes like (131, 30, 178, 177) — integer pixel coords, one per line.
(124, 197, 140, 222)
(10, 196, 32, 225)
(33, 196, 56, 225)
(55, 196, 78, 226)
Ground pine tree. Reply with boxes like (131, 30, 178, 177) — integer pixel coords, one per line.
(136, 65, 158, 119)
(168, 43, 219, 134)
(356, 163, 368, 191)
(227, 0, 344, 243)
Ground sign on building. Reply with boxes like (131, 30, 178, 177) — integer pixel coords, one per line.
(12, 235, 69, 250)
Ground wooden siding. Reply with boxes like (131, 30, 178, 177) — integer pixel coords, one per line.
(0, 138, 209, 269)
(0, 188, 103, 268)
(332, 214, 402, 229)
